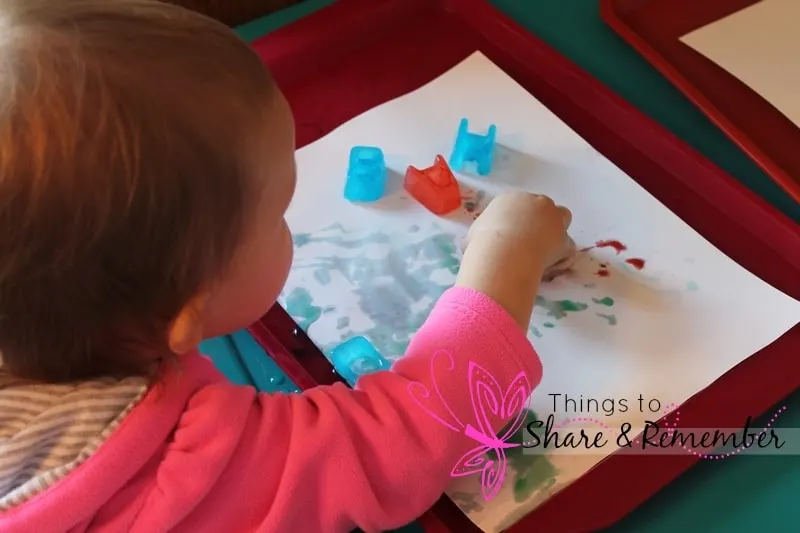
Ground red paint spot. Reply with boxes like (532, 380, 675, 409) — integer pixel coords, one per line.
(625, 258, 646, 270)
(595, 240, 627, 254)
(595, 269, 610, 277)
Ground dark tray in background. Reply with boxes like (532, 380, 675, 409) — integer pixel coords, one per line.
(245, 0, 800, 531)
(601, 0, 800, 203)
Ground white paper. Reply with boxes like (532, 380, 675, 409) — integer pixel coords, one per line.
(681, 0, 800, 127)
(281, 52, 800, 532)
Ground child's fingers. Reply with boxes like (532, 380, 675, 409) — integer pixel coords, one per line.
(542, 237, 577, 282)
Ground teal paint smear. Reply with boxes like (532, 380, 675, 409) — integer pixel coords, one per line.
(290, 225, 462, 359)
(313, 269, 331, 285)
(294, 223, 392, 249)
(686, 280, 699, 292)
(597, 313, 617, 325)
(592, 296, 614, 306)
(284, 287, 323, 330)
(293, 233, 313, 247)
(345, 234, 459, 357)
(543, 322, 555, 328)
(529, 325, 543, 338)
(535, 296, 589, 319)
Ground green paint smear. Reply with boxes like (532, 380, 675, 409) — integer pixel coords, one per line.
(535, 296, 589, 319)
(686, 280, 699, 292)
(543, 322, 555, 328)
(496, 411, 559, 504)
(510, 453, 558, 502)
(592, 296, 614, 307)
(597, 312, 617, 325)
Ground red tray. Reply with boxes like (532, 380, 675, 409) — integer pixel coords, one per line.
(245, 0, 800, 531)
(600, 0, 800, 204)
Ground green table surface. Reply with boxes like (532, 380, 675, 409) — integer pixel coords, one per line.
(236, 1, 800, 531)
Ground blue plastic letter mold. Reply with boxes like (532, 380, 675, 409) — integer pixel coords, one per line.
(344, 146, 387, 202)
(448, 118, 496, 176)
(330, 336, 391, 386)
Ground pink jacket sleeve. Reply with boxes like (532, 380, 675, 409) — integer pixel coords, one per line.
(167, 287, 543, 533)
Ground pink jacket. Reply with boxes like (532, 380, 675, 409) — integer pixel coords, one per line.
(0, 287, 542, 532)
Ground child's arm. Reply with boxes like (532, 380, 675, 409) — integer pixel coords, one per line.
(150, 193, 572, 533)
(145, 288, 542, 533)
(249, 286, 544, 532)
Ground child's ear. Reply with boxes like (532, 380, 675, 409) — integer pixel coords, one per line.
(168, 292, 210, 354)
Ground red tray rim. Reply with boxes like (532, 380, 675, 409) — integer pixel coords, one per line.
(599, 0, 800, 204)
(247, 0, 800, 531)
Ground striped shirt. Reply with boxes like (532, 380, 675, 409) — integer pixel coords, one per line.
(0, 370, 148, 509)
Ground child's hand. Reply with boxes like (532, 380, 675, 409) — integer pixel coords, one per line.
(465, 193, 574, 271)
(456, 193, 574, 330)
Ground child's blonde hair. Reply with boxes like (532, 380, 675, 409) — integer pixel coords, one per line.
(0, 0, 274, 381)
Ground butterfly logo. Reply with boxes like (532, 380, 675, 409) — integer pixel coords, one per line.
(407, 350, 532, 501)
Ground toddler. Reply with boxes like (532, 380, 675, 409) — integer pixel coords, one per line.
(0, 1, 574, 532)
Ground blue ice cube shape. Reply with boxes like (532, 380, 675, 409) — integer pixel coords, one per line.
(449, 118, 496, 176)
(344, 146, 387, 202)
(330, 336, 391, 386)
